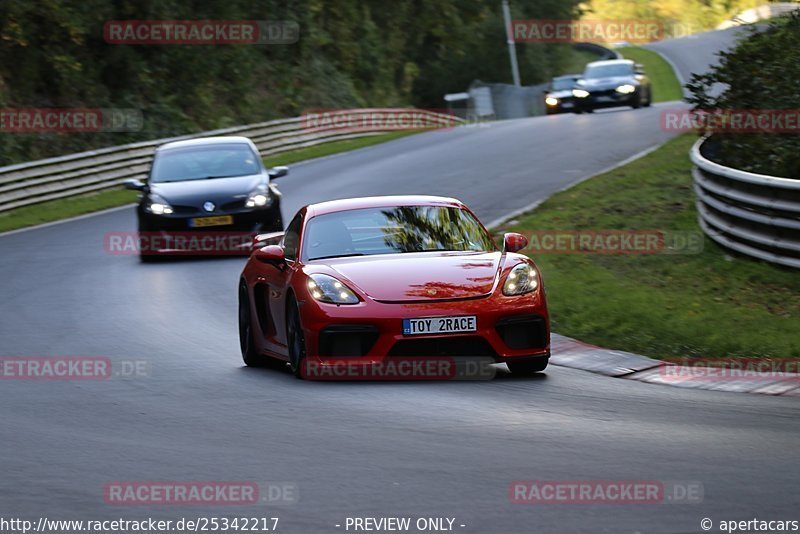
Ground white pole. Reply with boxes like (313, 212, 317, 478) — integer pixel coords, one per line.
(502, 0, 522, 86)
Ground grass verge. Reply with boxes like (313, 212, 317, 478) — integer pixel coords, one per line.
(0, 130, 421, 234)
(497, 134, 800, 360)
(617, 46, 684, 102)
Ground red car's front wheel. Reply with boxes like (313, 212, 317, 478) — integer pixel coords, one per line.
(286, 298, 307, 379)
(239, 282, 264, 367)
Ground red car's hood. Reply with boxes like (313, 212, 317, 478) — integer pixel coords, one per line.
(327, 252, 501, 302)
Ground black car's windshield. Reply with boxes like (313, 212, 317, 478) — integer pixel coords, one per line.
(552, 77, 577, 90)
(583, 63, 634, 78)
(304, 206, 496, 261)
(150, 144, 260, 183)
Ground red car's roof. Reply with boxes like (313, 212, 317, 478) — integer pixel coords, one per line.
(306, 195, 465, 217)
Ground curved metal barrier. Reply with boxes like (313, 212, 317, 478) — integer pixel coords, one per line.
(0, 109, 461, 212)
(690, 136, 800, 268)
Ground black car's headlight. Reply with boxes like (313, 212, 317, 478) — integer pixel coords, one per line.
(503, 263, 538, 296)
(615, 84, 636, 94)
(572, 89, 589, 98)
(307, 274, 360, 305)
(245, 186, 272, 208)
(145, 194, 173, 215)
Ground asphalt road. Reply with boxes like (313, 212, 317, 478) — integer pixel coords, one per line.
(2, 27, 797, 534)
(646, 25, 758, 97)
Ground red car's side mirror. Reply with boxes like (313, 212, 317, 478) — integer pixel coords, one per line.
(503, 232, 528, 253)
(253, 245, 285, 263)
(252, 231, 285, 250)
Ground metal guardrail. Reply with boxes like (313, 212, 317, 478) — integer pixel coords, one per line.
(0, 109, 461, 212)
(690, 136, 800, 269)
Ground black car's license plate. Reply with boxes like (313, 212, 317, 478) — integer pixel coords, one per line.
(189, 215, 233, 228)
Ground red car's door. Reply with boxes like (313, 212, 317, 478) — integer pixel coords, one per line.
(264, 212, 303, 354)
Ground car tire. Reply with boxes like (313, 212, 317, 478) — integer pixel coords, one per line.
(507, 358, 548, 375)
(643, 89, 652, 107)
(139, 254, 162, 263)
(286, 297, 307, 379)
(262, 201, 284, 233)
(239, 281, 266, 367)
(632, 92, 642, 109)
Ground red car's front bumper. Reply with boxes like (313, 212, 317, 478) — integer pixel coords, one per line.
(297, 287, 549, 368)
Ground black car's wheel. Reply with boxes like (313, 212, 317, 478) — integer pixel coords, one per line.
(262, 201, 284, 233)
(507, 358, 548, 375)
(286, 298, 307, 379)
(632, 92, 642, 109)
(136, 223, 163, 263)
(239, 282, 265, 367)
(643, 88, 652, 107)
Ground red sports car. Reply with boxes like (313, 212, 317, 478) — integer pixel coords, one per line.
(238, 196, 550, 379)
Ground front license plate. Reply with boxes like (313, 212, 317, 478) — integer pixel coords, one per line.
(402, 315, 477, 336)
(596, 96, 614, 103)
(190, 215, 233, 228)
(561, 102, 573, 108)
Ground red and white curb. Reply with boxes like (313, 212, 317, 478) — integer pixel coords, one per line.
(550, 334, 800, 396)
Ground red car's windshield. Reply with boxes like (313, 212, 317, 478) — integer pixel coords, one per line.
(303, 206, 496, 261)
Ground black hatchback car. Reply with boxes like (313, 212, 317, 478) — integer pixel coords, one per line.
(544, 74, 581, 114)
(125, 136, 287, 257)
(571, 59, 652, 113)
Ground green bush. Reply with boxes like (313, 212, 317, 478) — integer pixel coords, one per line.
(686, 12, 800, 179)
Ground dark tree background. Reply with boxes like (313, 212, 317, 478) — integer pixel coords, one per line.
(0, 0, 582, 165)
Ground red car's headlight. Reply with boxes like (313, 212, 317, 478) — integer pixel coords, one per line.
(503, 263, 538, 296)
(307, 274, 360, 305)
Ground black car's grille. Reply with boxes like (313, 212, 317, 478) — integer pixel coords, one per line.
(388, 336, 497, 357)
(222, 199, 247, 211)
(495, 315, 547, 350)
(318, 325, 379, 357)
(170, 205, 201, 215)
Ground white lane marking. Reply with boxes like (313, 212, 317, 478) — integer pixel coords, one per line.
(0, 203, 136, 237)
(486, 139, 670, 229)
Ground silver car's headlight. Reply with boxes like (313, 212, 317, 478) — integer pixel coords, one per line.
(307, 274, 359, 305)
(503, 263, 538, 296)
(145, 194, 173, 215)
(245, 186, 272, 208)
